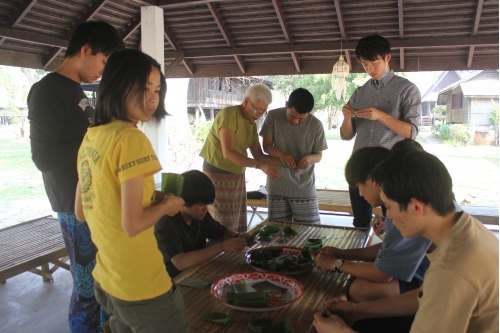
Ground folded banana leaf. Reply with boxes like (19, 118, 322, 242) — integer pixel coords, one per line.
(177, 277, 212, 289)
(230, 281, 248, 293)
(323, 306, 353, 327)
(298, 249, 312, 261)
(252, 281, 288, 293)
(278, 162, 297, 170)
(248, 314, 273, 333)
(246, 228, 260, 245)
(304, 239, 323, 252)
(234, 300, 270, 307)
(259, 231, 272, 241)
(226, 292, 267, 303)
(266, 318, 293, 333)
(282, 226, 298, 237)
(202, 312, 231, 325)
(161, 173, 184, 196)
(261, 247, 283, 257)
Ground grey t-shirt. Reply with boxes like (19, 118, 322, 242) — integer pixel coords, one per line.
(260, 108, 328, 198)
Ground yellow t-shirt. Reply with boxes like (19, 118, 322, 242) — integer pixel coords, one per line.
(77, 120, 171, 301)
(199, 106, 258, 174)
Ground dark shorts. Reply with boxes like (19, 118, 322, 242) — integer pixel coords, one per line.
(399, 276, 424, 294)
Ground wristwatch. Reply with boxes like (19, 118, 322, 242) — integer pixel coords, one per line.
(334, 259, 344, 272)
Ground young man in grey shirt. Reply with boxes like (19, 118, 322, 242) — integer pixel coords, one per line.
(340, 34, 421, 228)
(260, 88, 328, 223)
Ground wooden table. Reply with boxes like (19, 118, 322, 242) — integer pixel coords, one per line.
(0, 216, 69, 283)
(247, 189, 383, 225)
(173, 220, 369, 333)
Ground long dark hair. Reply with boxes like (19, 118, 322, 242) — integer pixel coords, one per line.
(94, 49, 168, 126)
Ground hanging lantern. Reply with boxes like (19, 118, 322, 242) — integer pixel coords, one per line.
(331, 54, 350, 100)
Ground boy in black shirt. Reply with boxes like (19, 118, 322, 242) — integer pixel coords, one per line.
(155, 170, 250, 278)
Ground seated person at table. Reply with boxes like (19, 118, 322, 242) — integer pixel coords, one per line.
(313, 151, 499, 333)
(155, 170, 251, 278)
(315, 147, 431, 304)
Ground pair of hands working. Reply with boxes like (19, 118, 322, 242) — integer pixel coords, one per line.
(279, 152, 315, 172)
(342, 104, 385, 121)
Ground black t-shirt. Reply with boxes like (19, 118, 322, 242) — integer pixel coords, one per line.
(28, 72, 94, 212)
(154, 212, 227, 278)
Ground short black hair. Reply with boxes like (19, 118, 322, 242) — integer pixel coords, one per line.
(355, 34, 391, 62)
(345, 147, 391, 188)
(371, 151, 455, 216)
(181, 170, 215, 207)
(287, 88, 314, 114)
(65, 21, 124, 58)
(94, 49, 168, 125)
(391, 139, 424, 154)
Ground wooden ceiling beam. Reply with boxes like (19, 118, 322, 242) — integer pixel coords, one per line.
(398, 0, 404, 39)
(272, 0, 292, 44)
(291, 52, 300, 72)
(0, 27, 68, 47)
(234, 55, 245, 73)
(164, 28, 180, 51)
(0, 0, 38, 47)
(157, 0, 227, 7)
(129, 0, 156, 5)
(467, 46, 475, 68)
(206, 2, 234, 47)
(344, 50, 352, 70)
(182, 59, 194, 75)
(122, 15, 141, 40)
(400, 48, 404, 69)
(161, 36, 498, 59)
(333, 0, 346, 41)
(43, 0, 109, 68)
(468, 0, 484, 68)
(164, 52, 185, 78)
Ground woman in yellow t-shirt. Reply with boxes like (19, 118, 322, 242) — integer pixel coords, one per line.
(200, 83, 281, 232)
(75, 49, 187, 333)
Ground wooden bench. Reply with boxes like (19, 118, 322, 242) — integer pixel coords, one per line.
(0, 216, 70, 283)
(247, 189, 383, 225)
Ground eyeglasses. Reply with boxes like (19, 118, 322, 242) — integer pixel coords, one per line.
(248, 100, 268, 117)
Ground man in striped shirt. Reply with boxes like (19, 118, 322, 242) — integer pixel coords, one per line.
(340, 34, 421, 228)
(260, 88, 328, 223)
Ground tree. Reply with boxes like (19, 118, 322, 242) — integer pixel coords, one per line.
(269, 73, 369, 129)
(490, 99, 499, 146)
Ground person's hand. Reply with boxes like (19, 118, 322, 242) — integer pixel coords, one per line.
(318, 246, 340, 257)
(314, 251, 338, 271)
(325, 298, 363, 322)
(279, 152, 296, 169)
(222, 237, 247, 252)
(153, 191, 165, 206)
(354, 107, 383, 121)
(294, 156, 310, 172)
(160, 193, 184, 217)
(259, 161, 281, 179)
(370, 215, 385, 237)
(342, 104, 356, 120)
(313, 310, 357, 333)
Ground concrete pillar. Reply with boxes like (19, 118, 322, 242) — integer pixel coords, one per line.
(140, 6, 166, 184)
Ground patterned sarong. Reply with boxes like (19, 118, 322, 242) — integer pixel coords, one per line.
(203, 171, 248, 232)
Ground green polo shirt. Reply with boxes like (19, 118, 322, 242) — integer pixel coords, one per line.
(200, 106, 258, 174)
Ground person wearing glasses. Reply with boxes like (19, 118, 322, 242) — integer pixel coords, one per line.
(200, 83, 281, 232)
(259, 88, 327, 223)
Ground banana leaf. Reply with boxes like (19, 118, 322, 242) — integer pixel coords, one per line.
(261, 247, 283, 257)
(234, 300, 270, 307)
(278, 162, 297, 170)
(252, 281, 288, 293)
(161, 173, 184, 196)
(177, 277, 212, 289)
(202, 312, 232, 325)
(259, 231, 272, 241)
(246, 228, 260, 245)
(322, 306, 353, 327)
(304, 239, 323, 252)
(298, 249, 312, 261)
(231, 281, 248, 293)
(227, 292, 267, 302)
(266, 318, 293, 333)
(250, 250, 264, 261)
(248, 314, 273, 333)
(282, 226, 298, 237)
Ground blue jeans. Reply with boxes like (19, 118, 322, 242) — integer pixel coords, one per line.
(348, 187, 373, 228)
(57, 212, 108, 333)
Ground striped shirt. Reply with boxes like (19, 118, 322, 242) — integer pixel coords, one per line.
(341, 70, 421, 151)
(260, 108, 328, 197)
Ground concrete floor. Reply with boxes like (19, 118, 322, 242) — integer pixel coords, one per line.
(0, 210, 361, 333)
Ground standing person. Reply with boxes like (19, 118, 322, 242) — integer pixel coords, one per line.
(260, 88, 328, 223)
(75, 49, 188, 332)
(200, 83, 281, 232)
(27, 21, 124, 333)
(313, 151, 499, 333)
(340, 34, 421, 228)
